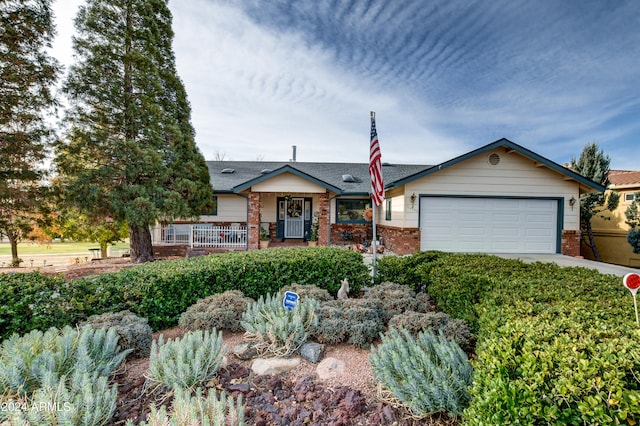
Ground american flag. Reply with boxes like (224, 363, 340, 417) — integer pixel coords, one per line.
(369, 112, 384, 206)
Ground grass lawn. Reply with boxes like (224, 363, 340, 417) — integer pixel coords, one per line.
(0, 241, 130, 255)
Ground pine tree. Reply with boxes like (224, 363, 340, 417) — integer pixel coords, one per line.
(0, 0, 60, 264)
(55, 0, 213, 263)
(570, 143, 619, 261)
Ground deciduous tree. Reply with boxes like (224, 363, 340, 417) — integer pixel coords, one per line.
(570, 143, 619, 262)
(55, 0, 213, 263)
(0, 0, 60, 265)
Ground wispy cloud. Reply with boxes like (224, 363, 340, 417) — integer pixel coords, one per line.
(52, 0, 640, 169)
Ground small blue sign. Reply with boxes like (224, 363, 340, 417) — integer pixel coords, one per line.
(283, 291, 299, 311)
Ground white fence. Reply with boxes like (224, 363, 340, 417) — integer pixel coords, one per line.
(151, 224, 247, 249)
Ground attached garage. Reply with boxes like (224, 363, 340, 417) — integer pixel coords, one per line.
(419, 196, 560, 253)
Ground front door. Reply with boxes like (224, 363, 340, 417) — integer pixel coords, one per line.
(285, 198, 304, 238)
(277, 197, 312, 240)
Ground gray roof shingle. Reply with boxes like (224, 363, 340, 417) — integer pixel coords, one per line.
(206, 161, 432, 194)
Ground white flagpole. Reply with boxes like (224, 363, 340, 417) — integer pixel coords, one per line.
(372, 199, 378, 278)
(370, 110, 378, 278)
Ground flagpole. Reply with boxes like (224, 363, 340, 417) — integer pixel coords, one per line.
(372, 196, 378, 278)
(370, 111, 378, 278)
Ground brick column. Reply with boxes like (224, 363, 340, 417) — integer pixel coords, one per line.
(318, 192, 330, 246)
(561, 229, 581, 257)
(248, 192, 260, 251)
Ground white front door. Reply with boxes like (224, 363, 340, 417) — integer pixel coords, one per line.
(285, 198, 305, 238)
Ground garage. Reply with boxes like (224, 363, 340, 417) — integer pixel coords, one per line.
(420, 197, 559, 253)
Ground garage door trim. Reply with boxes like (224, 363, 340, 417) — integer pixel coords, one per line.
(418, 194, 564, 253)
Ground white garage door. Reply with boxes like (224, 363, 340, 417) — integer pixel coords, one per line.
(420, 197, 558, 253)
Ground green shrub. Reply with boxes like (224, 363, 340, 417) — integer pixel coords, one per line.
(312, 299, 385, 349)
(179, 290, 254, 332)
(0, 272, 73, 340)
(81, 310, 152, 358)
(0, 326, 130, 398)
(370, 328, 473, 418)
(465, 300, 640, 425)
(374, 251, 445, 288)
(241, 293, 318, 357)
(363, 282, 430, 324)
(0, 247, 369, 338)
(279, 283, 333, 302)
(388, 311, 474, 353)
(147, 329, 226, 391)
(129, 387, 245, 426)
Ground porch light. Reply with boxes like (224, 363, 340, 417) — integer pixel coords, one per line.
(410, 193, 417, 209)
(569, 196, 576, 210)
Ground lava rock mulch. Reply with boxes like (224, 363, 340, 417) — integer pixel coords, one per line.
(108, 362, 420, 425)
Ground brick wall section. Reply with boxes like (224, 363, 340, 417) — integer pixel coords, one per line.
(248, 192, 261, 251)
(153, 245, 188, 258)
(562, 229, 581, 257)
(378, 225, 420, 255)
(330, 224, 372, 245)
(318, 192, 330, 246)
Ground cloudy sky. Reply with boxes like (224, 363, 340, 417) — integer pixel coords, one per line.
(52, 0, 640, 169)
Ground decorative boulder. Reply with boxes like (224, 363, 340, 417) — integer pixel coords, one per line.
(316, 357, 346, 380)
(299, 342, 325, 363)
(232, 342, 259, 360)
(251, 357, 301, 376)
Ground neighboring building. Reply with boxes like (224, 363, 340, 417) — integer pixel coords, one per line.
(159, 138, 604, 256)
(583, 170, 640, 267)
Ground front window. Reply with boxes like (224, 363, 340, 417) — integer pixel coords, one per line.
(336, 199, 371, 223)
(201, 196, 218, 216)
(626, 193, 636, 202)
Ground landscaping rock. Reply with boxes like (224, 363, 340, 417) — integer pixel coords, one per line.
(299, 342, 325, 363)
(232, 342, 259, 360)
(316, 357, 346, 380)
(251, 357, 301, 376)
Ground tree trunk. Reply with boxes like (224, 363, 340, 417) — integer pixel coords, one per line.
(129, 224, 154, 263)
(584, 221, 602, 262)
(8, 232, 19, 264)
(100, 242, 108, 259)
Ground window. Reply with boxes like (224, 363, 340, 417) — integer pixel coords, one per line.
(336, 199, 371, 223)
(385, 198, 392, 220)
(201, 196, 218, 216)
(626, 193, 636, 202)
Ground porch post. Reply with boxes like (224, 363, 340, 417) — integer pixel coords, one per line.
(248, 191, 261, 250)
(318, 191, 330, 246)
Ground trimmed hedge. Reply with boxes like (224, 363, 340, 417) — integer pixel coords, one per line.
(376, 252, 640, 424)
(0, 247, 369, 339)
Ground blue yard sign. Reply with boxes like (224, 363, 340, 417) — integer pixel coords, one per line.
(283, 291, 299, 311)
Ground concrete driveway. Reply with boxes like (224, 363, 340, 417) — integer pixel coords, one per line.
(496, 253, 638, 277)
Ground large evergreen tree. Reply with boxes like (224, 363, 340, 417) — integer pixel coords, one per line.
(0, 0, 60, 265)
(570, 143, 619, 262)
(55, 0, 213, 263)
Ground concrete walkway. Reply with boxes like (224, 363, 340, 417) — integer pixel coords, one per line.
(365, 252, 638, 278)
(495, 253, 638, 277)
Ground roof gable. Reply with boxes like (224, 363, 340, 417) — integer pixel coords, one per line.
(233, 165, 343, 193)
(387, 138, 605, 193)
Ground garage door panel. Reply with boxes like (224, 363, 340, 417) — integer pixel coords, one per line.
(420, 197, 558, 253)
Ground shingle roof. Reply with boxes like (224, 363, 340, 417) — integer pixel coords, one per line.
(206, 138, 606, 195)
(609, 170, 640, 187)
(206, 161, 431, 194)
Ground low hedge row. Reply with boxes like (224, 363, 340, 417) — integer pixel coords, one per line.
(0, 247, 369, 340)
(376, 252, 640, 424)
